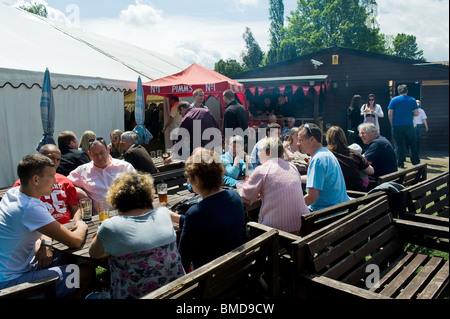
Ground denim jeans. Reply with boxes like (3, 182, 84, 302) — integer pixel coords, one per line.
(393, 125, 420, 167)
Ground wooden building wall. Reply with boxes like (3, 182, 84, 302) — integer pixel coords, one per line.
(233, 47, 449, 152)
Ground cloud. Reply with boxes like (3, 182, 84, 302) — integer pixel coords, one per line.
(119, 0, 163, 27)
(377, 0, 449, 61)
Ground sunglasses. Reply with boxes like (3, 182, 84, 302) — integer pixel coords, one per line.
(369, 98, 375, 101)
(303, 123, 313, 136)
(88, 137, 106, 147)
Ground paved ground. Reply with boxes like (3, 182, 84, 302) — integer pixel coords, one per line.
(404, 148, 449, 178)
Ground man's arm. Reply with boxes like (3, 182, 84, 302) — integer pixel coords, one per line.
(69, 204, 82, 221)
(38, 220, 87, 249)
(304, 187, 319, 206)
(388, 109, 394, 126)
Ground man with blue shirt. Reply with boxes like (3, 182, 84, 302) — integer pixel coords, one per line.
(297, 123, 350, 211)
(388, 84, 420, 168)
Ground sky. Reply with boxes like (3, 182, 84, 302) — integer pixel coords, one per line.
(2, 0, 449, 69)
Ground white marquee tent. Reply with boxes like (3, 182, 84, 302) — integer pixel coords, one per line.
(0, 4, 189, 187)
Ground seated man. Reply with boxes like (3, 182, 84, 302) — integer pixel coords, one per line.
(250, 123, 281, 168)
(358, 123, 398, 190)
(120, 131, 158, 175)
(68, 138, 135, 211)
(57, 131, 90, 176)
(13, 144, 81, 224)
(0, 154, 93, 298)
(297, 123, 350, 211)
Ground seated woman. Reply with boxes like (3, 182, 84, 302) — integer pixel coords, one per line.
(221, 135, 249, 180)
(283, 127, 310, 174)
(169, 148, 245, 272)
(326, 126, 374, 192)
(88, 171, 185, 299)
(240, 137, 310, 234)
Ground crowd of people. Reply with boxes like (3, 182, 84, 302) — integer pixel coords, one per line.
(0, 84, 426, 299)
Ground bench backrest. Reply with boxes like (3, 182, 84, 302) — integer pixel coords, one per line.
(294, 196, 398, 286)
(152, 168, 187, 192)
(141, 228, 279, 299)
(300, 191, 385, 236)
(396, 171, 449, 225)
(378, 163, 427, 186)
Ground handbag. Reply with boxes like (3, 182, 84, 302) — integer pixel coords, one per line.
(171, 194, 202, 215)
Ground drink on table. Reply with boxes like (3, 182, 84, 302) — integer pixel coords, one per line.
(157, 183, 168, 206)
(98, 202, 110, 223)
(166, 148, 172, 157)
(162, 153, 169, 161)
(79, 198, 92, 221)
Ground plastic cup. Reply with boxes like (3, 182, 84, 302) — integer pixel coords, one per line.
(79, 198, 92, 221)
(98, 202, 110, 223)
(157, 183, 168, 206)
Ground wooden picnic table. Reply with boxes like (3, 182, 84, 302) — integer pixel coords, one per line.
(52, 192, 189, 260)
(153, 158, 184, 172)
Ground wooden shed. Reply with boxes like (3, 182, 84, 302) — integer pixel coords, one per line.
(233, 46, 449, 151)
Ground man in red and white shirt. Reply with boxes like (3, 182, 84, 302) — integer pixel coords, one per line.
(13, 144, 80, 224)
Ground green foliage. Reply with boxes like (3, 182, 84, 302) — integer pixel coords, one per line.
(214, 59, 248, 77)
(19, 2, 48, 17)
(284, 0, 386, 56)
(392, 33, 426, 61)
(241, 27, 264, 70)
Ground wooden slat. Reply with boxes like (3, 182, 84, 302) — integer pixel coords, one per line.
(397, 256, 444, 299)
(307, 198, 391, 254)
(313, 214, 394, 275)
(369, 251, 415, 292)
(379, 253, 427, 298)
(417, 260, 449, 299)
(0, 275, 59, 299)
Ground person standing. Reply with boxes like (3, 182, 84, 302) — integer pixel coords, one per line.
(388, 84, 420, 168)
(191, 88, 207, 109)
(414, 100, 428, 156)
(347, 95, 363, 146)
(361, 94, 384, 133)
(222, 89, 248, 136)
(161, 95, 181, 142)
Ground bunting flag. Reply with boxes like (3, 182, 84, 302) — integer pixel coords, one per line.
(279, 85, 286, 95)
(302, 86, 310, 96)
(326, 79, 330, 90)
(314, 85, 321, 95)
(258, 87, 265, 95)
(322, 83, 326, 92)
(248, 87, 257, 96)
(292, 85, 300, 94)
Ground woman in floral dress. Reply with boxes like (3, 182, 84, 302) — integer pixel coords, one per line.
(88, 171, 185, 299)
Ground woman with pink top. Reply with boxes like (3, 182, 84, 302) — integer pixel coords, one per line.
(239, 137, 309, 234)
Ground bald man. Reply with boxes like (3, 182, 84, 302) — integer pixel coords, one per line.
(14, 144, 81, 223)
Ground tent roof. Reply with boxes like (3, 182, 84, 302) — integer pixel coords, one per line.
(143, 63, 245, 97)
(0, 4, 189, 90)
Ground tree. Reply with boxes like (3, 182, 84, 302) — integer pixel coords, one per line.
(19, 2, 48, 17)
(392, 33, 425, 61)
(266, 0, 285, 65)
(214, 59, 247, 77)
(283, 0, 386, 56)
(241, 27, 264, 70)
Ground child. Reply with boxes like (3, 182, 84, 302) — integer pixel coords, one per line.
(348, 143, 369, 189)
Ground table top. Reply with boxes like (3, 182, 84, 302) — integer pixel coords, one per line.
(52, 192, 190, 258)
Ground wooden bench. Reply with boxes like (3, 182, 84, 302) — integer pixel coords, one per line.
(141, 227, 279, 299)
(0, 275, 59, 299)
(152, 168, 187, 193)
(292, 196, 449, 299)
(300, 191, 385, 236)
(394, 171, 449, 227)
(347, 163, 428, 199)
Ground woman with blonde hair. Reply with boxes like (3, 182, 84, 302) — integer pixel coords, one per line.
(169, 148, 245, 271)
(326, 126, 374, 192)
(108, 129, 123, 158)
(78, 130, 96, 154)
(88, 171, 185, 299)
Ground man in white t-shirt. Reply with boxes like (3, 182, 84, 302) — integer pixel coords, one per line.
(68, 138, 136, 212)
(0, 154, 93, 298)
(413, 100, 429, 156)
